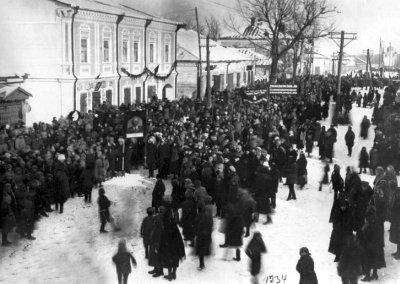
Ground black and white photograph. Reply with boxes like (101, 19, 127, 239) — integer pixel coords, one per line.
(1, 0, 400, 283)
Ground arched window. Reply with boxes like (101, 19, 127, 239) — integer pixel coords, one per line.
(133, 31, 141, 63)
(164, 34, 171, 63)
(149, 32, 157, 63)
(103, 27, 112, 63)
(80, 24, 90, 63)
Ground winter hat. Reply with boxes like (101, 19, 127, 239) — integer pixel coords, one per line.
(299, 247, 311, 256)
(146, 207, 155, 215)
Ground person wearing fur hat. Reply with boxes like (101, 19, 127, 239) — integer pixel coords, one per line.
(296, 247, 318, 284)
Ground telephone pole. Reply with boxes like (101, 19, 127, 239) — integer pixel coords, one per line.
(195, 7, 202, 99)
(206, 35, 211, 108)
(330, 31, 357, 126)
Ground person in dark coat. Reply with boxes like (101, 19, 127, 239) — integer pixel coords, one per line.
(297, 153, 308, 189)
(146, 136, 158, 178)
(359, 206, 385, 281)
(329, 197, 353, 262)
(180, 190, 197, 247)
(358, 147, 369, 174)
(195, 202, 213, 270)
(253, 166, 272, 224)
(246, 231, 267, 284)
(352, 182, 373, 233)
(1, 184, 17, 246)
(53, 155, 70, 214)
(158, 139, 170, 179)
(269, 163, 280, 209)
(324, 129, 336, 163)
(140, 207, 155, 259)
(152, 175, 165, 213)
(319, 162, 330, 191)
(148, 206, 165, 277)
(318, 126, 326, 159)
(305, 133, 314, 157)
(238, 189, 257, 234)
(223, 203, 244, 262)
(344, 126, 355, 157)
(337, 235, 364, 284)
(286, 157, 298, 200)
(80, 160, 95, 203)
(112, 239, 137, 284)
(369, 147, 379, 175)
(158, 202, 185, 281)
(330, 164, 344, 200)
(296, 247, 318, 284)
(98, 187, 111, 233)
(390, 188, 400, 259)
(360, 116, 370, 139)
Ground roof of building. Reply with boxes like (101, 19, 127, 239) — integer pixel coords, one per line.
(0, 85, 32, 101)
(237, 49, 271, 65)
(54, 0, 179, 25)
(177, 29, 255, 63)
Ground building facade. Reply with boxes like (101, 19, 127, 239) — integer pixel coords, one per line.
(0, 0, 179, 125)
(176, 29, 256, 98)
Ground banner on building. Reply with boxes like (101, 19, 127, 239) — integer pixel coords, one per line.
(124, 110, 147, 138)
(269, 84, 298, 96)
(243, 90, 268, 104)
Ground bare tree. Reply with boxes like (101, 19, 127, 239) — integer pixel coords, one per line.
(205, 16, 221, 41)
(228, 0, 337, 83)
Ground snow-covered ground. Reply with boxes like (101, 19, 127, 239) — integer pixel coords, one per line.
(1, 101, 399, 284)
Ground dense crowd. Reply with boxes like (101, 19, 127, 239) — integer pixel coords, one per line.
(1, 75, 400, 284)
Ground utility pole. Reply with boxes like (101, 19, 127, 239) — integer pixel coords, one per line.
(206, 35, 211, 108)
(195, 7, 202, 99)
(330, 31, 357, 126)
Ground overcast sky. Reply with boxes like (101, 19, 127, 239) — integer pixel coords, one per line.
(123, 0, 400, 56)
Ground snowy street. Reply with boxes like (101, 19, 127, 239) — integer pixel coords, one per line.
(1, 102, 399, 284)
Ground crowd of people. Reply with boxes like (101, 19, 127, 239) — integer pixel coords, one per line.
(1, 75, 400, 284)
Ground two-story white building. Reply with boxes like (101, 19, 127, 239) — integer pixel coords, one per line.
(0, 0, 180, 125)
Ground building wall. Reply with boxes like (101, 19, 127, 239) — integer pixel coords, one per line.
(176, 62, 250, 98)
(0, 0, 178, 125)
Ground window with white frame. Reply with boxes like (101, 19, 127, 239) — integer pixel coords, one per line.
(103, 27, 112, 63)
(122, 30, 130, 63)
(133, 32, 141, 63)
(164, 34, 171, 63)
(80, 25, 90, 64)
(149, 32, 157, 63)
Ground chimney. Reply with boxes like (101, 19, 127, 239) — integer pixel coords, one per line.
(250, 17, 256, 26)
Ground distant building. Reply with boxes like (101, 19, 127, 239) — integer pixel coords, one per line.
(0, 0, 180, 124)
(176, 29, 257, 98)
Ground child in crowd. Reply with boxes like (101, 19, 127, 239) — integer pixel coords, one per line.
(140, 207, 155, 259)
